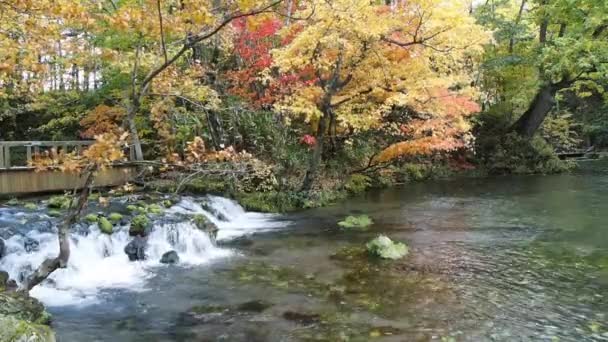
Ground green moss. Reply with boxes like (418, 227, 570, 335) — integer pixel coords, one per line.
(5, 198, 21, 206)
(231, 262, 328, 296)
(47, 195, 71, 210)
(47, 210, 61, 218)
(147, 204, 163, 215)
(338, 215, 373, 230)
(84, 214, 98, 223)
(126, 205, 138, 212)
(108, 213, 123, 223)
(366, 235, 408, 260)
(130, 215, 150, 235)
(23, 202, 38, 210)
(98, 217, 113, 235)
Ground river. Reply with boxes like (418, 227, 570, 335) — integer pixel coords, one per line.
(1, 162, 607, 341)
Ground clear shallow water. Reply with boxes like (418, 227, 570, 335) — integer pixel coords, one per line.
(2, 162, 608, 341)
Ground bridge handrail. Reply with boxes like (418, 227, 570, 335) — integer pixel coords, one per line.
(0, 140, 134, 169)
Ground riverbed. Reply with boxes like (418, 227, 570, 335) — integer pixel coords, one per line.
(1, 162, 607, 341)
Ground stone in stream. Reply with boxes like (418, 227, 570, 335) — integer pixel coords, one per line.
(192, 214, 219, 242)
(0, 238, 5, 259)
(282, 311, 321, 325)
(160, 250, 180, 264)
(24, 237, 40, 253)
(0, 270, 9, 287)
(124, 236, 147, 261)
(0, 292, 55, 342)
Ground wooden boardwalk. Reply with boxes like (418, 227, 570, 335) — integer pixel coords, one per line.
(0, 141, 136, 196)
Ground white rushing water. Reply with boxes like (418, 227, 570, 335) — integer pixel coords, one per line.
(0, 196, 287, 307)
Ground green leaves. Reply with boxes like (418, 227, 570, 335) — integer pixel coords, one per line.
(366, 235, 408, 260)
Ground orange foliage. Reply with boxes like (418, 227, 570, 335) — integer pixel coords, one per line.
(375, 88, 480, 164)
(80, 105, 126, 139)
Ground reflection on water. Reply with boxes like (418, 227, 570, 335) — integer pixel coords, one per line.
(15, 162, 608, 340)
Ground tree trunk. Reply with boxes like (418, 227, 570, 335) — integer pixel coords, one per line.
(511, 84, 557, 138)
(127, 108, 144, 161)
(20, 169, 95, 292)
(301, 110, 330, 192)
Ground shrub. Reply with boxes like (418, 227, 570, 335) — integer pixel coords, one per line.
(344, 174, 371, 194)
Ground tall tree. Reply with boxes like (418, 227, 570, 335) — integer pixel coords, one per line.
(273, 0, 487, 190)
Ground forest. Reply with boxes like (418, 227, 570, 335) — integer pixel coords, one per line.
(1, 0, 607, 341)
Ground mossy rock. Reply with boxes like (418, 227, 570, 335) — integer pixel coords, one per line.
(338, 215, 373, 230)
(147, 204, 163, 215)
(366, 235, 408, 260)
(23, 202, 38, 210)
(47, 196, 71, 210)
(126, 205, 138, 212)
(84, 214, 99, 223)
(192, 214, 218, 241)
(130, 215, 150, 236)
(0, 292, 52, 325)
(47, 210, 62, 218)
(0, 315, 56, 342)
(98, 217, 113, 235)
(108, 213, 123, 223)
(5, 198, 21, 206)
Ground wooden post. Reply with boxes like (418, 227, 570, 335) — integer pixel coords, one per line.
(0, 145, 4, 168)
(26, 146, 32, 165)
(4, 146, 10, 169)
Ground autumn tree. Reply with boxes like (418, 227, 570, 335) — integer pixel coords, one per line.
(272, 0, 487, 190)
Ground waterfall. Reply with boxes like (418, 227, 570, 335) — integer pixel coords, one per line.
(0, 196, 287, 307)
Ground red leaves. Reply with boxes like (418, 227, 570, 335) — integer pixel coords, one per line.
(299, 134, 317, 147)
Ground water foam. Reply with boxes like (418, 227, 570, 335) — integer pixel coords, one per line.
(0, 196, 287, 307)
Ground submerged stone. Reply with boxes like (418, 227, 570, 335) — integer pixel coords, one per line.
(160, 250, 180, 264)
(47, 196, 70, 210)
(24, 202, 38, 210)
(282, 311, 321, 325)
(47, 210, 62, 218)
(0, 239, 5, 259)
(236, 300, 272, 313)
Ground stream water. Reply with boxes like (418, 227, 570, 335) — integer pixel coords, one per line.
(1, 162, 607, 341)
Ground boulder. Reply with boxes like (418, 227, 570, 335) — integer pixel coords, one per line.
(0, 239, 5, 259)
(160, 250, 180, 264)
(24, 237, 40, 253)
(124, 236, 147, 261)
(192, 214, 219, 242)
(0, 292, 55, 342)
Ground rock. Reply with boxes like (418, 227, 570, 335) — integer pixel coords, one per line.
(160, 250, 180, 264)
(24, 237, 40, 253)
(0, 292, 55, 342)
(24, 202, 38, 210)
(5, 279, 17, 292)
(108, 212, 123, 223)
(129, 215, 150, 237)
(98, 217, 113, 235)
(124, 236, 147, 261)
(282, 311, 321, 325)
(217, 236, 253, 247)
(0, 270, 9, 287)
(47, 210, 62, 217)
(236, 300, 272, 313)
(84, 213, 98, 223)
(47, 195, 71, 209)
(0, 239, 5, 259)
(192, 214, 219, 242)
(147, 204, 163, 215)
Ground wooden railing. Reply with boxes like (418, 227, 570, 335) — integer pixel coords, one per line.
(0, 141, 138, 169)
